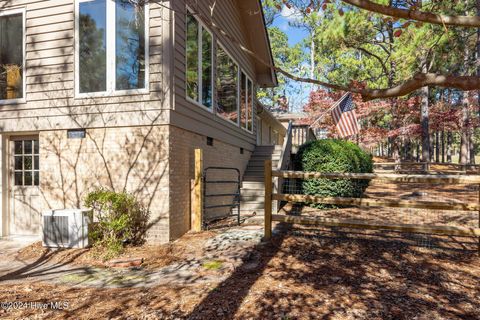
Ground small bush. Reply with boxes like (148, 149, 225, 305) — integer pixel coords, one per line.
(84, 189, 150, 258)
(295, 139, 373, 208)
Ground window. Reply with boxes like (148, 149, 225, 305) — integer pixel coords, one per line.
(186, 12, 213, 108)
(240, 72, 254, 132)
(14, 140, 40, 186)
(216, 45, 238, 123)
(0, 10, 24, 101)
(247, 79, 253, 131)
(77, 0, 147, 94)
(240, 72, 247, 128)
(79, 0, 106, 93)
(184, 10, 257, 132)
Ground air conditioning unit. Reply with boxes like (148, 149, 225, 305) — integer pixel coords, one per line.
(42, 209, 91, 248)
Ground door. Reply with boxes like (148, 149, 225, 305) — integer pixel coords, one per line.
(9, 137, 41, 235)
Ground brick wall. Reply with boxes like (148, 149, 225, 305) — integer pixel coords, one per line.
(168, 126, 252, 240)
(40, 126, 171, 243)
(38, 124, 253, 243)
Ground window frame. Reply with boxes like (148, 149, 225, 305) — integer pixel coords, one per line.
(74, 0, 150, 98)
(215, 41, 240, 126)
(240, 72, 254, 133)
(12, 138, 40, 187)
(0, 8, 26, 105)
(185, 9, 214, 112)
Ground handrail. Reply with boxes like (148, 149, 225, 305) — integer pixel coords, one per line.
(272, 121, 293, 213)
(307, 126, 317, 142)
(276, 120, 293, 171)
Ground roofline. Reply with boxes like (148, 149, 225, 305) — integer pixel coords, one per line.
(256, 99, 286, 133)
(258, 0, 278, 87)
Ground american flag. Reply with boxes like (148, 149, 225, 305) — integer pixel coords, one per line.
(331, 93, 359, 138)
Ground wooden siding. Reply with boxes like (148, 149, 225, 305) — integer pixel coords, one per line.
(0, 0, 168, 132)
(170, 0, 258, 151)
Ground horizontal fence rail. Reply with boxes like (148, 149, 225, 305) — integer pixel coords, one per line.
(272, 194, 480, 212)
(265, 162, 480, 249)
(272, 170, 480, 184)
(271, 215, 480, 237)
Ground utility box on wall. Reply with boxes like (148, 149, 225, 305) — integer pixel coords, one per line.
(42, 209, 91, 248)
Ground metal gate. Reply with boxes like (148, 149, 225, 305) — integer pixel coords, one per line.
(203, 167, 241, 228)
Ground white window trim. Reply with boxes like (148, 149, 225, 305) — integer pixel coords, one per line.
(215, 42, 240, 127)
(240, 72, 254, 133)
(185, 9, 214, 112)
(74, 0, 150, 99)
(0, 8, 26, 105)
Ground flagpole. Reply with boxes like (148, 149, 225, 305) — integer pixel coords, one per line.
(308, 92, 350, 129)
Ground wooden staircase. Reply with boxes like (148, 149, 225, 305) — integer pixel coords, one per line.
(240, 145, 282, 218)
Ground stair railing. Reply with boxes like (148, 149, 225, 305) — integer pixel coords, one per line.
(273, 121, 293, 212)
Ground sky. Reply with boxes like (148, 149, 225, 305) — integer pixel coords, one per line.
(268, 5, 311, 112)
(272, 8, 309, 46)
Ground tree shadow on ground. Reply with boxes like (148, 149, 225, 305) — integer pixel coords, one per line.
(187, 226, 479, 320)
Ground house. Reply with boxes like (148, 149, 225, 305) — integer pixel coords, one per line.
(0, 0, 287, 243)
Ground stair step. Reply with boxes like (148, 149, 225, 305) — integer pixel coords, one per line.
(252, 152, 282, 157)
(243, 176, 264, 182)
(239, 202, 265, 210)
(241, 181, 264, 189)
(245, 167, 265, 173)
(240, 188, 265, 196)
(240, 195, 265, 202)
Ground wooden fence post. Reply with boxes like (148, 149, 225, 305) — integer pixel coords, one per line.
(264, 159, 273, 240)
(192, 148, 203, 232)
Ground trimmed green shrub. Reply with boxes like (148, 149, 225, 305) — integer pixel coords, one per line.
(295, 139, 373, 208)
(84, 189, 150, 258)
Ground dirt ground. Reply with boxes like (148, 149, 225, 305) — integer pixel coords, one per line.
(1, 227, 479, 320)
(1, 178, 479, 319)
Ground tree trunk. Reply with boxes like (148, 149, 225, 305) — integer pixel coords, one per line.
(469, 128, 476, 164)
(460, 93, 470, 164)
(429, 133, 435, 162)
(441, 130, 445, 163)
(421, 85, 430, 162)
(477, 0, 480, 117)
(447, 132, 453, 163)
(435, 132, 439, 163)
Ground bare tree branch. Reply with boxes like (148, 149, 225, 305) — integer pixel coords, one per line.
(276, 70, 480, 101)
(341, 0, 480, 28)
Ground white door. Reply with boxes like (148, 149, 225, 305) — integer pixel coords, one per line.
(9, 137, 41, 235)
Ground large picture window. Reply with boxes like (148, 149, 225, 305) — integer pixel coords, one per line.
(77, 0, 147, 95)
(184, 10, 256, 132)
(0, 10, 24, 101)
(186, 12, 213, 108)
(216, 46, 238, 123)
